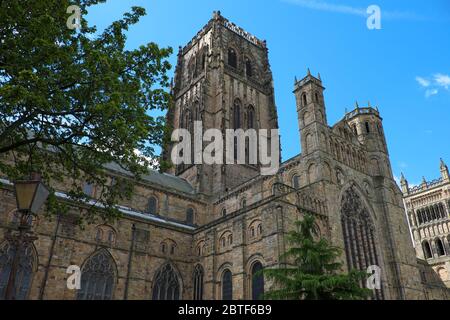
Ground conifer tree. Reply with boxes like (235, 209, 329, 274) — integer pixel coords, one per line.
(263, 214, 372, 300)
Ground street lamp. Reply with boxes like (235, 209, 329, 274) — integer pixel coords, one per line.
(14, 180, 50, 215)
(4, 178, 49, 300)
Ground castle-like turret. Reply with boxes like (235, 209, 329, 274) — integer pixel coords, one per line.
(294, 69, 328, 155)
(344, 103, 393, 178)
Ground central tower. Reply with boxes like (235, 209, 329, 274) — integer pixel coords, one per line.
(165, 11, 279, 196)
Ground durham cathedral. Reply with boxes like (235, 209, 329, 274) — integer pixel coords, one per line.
(0, 12, 448, 300)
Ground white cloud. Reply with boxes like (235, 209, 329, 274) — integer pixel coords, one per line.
(415, 76, 430, 87)
(416, 73, 450, 97)
(282, 0, 425, 20)
(425, 88, 438, 98)
(283, 0, 366, 16)
(434, 73, 450, 89)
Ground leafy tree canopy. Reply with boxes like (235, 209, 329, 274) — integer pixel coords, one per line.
(0, 0, 173, 223)
(263, 214, 372, 300)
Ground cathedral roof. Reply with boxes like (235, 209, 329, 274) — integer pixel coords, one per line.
(104, 162, 195, 195)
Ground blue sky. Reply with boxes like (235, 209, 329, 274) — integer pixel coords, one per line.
(86, 0, 450, 186)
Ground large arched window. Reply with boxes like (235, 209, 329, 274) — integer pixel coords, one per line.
(251, 262, 264, 300)
(222, 269, 233, 300)
(423, 241, 433, 259)
(77, 249, 116, 300)
(341, 186, 384, 300)
(193, 265, 204, 300)
(148, 196, 158, 215)
(152, 263, 181, 300)
(0, 241, 35, 300)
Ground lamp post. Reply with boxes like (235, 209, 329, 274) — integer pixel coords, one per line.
(4, 177, 49, 300)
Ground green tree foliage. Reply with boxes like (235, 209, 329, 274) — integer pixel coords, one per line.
(263, 214, 372, 300)
(0, 0, 173, 223)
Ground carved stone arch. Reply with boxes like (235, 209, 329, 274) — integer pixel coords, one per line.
(193, 264, 205, 300)
(152, 261, 183, 300)
(217, 262, 233, 300)
(307, 162, 318, 183)
(302, 110, 313, 126)
(245, 254, 266, 300)
(305, 132, 315, 153)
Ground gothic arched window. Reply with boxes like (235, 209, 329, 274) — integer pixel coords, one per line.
(193, 265, 204, 300)
(340, 186, 384, 300)
(186, 208, 195, 225)
(423, 241, 432, 259)
(222, 269, 233, 300)
(148, 196, 158, 215)
(292, 175, 300, 189)
(77, 250, 116, 300)
(302, 93, 307, 106)
(233, 99, 241, 129)
(436, 239, 445, 256)
(365, 122, 371, 134)
(247, 105, 255, 129)
(245, 57, 252, 77)
(0, 242, 35, 300)
(228, 48, 237, 68)
(152, 264, 181, 300)
(251, 262, 264, 300)
(201, 52, 206, 71)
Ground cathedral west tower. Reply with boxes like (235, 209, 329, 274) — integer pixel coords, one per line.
(165, 11, 280, 197)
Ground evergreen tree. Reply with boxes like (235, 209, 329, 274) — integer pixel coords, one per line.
(263, 213, 372, 300)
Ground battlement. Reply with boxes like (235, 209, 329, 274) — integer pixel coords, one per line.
(345, 107, 380, 121)
(408, 178, 445, 195)
(180, 11, 266, 55)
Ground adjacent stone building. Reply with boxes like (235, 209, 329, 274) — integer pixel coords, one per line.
(401, 159, 450, 297)
(0, 11, 444, 300)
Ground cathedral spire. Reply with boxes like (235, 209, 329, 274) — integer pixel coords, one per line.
(307, 68, 311, 76)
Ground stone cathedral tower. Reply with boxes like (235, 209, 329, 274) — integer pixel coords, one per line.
(165, 11, 279, 196)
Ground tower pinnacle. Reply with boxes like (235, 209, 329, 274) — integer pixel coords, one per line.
(441, 158, 449, 181)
